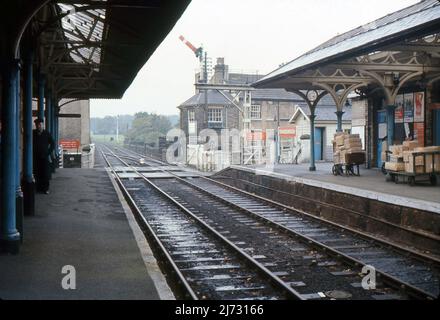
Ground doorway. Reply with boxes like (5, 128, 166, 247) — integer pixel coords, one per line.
(314, 127, 324, 161)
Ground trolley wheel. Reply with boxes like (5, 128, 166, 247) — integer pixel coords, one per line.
(408, 176, 416, 186)
(385, 173, 394, 182)
(381, 163, 387, 175)
(332, 165, 338, 176)
(430, 174, 437, 186)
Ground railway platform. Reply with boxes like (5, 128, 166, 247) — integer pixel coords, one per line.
(0, 156, 172, 299)
(214, 163, 440, 259)
(230, 163, 440, 212)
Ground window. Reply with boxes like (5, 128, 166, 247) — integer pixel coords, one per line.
(188, 110, 195, 123)
(250, 105, 261, 120)
(208, 107, 223, 123)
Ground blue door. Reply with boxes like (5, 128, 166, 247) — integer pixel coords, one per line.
(377, 110, 387, 168)
(434, 109, 440, 146)
(314, 127, 324, 161)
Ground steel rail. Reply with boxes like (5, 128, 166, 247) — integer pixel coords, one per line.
(120, 145, 440, 265)
(107, 144, 439, 300)
(102, 145, 305, 300)
(99, 147, 198, 299)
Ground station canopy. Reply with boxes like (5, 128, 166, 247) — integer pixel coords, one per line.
(37, 0, 190, 99)
(253, 0, 440, 109)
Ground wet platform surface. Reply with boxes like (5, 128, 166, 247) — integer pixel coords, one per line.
(231, 163, 440, 213)
(0, 165, 167, 299)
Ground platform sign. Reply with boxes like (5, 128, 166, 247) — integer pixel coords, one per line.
(404, 93, 414, 123)
(278, 126, 296, 138)
(414, 92, 424, 122)
(60, 139, 80, 150)
(394, 94, 404, 123)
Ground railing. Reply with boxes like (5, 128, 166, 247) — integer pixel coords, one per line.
(293, 145, 302, 164)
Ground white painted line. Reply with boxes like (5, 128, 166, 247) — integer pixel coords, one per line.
(106, 168, 175, 300)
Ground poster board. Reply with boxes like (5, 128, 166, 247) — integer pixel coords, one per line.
(395, 94, 404, 123)
(414, 92, 424, 122)
(404, 93, 414, 123)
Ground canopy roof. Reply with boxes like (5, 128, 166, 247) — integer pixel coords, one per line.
(255, 0, 440, 88)
(35, 0, 191, 99)
(253, 0, 440, 110)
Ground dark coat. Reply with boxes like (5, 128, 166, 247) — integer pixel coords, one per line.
(33, 129, 54, 160)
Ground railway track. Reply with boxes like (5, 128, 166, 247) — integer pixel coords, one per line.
(100, 143, 440, 300)
(101, 145, 301, 300)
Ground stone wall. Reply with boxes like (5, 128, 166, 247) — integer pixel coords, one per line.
(214, 167, 440, 256)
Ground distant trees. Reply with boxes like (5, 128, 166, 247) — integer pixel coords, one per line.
(124, 112, 172, 146)
(90, 115, 134, 135)
(91, 113, 177, 146)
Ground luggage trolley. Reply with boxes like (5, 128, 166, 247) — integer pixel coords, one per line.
(332, 152, 365, 176)
(385, 151, 439, 186)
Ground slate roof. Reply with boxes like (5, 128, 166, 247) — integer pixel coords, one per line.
(250, 88, 304, 101)
(255, 0, 440, 87)
(179, 90, 234, 107)
(292, 99, 352, 122)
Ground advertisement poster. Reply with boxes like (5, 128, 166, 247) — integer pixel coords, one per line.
(414, 122, 424, 147)
(414, 92, 424, 122)
(394, 94, 404, 123)
(404, 93, 414, 123)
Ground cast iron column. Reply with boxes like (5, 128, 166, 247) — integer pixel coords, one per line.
(386, 105, 396, 149)
(309, 113, 316, 171)
(38, 74, 45, 122)
(45, 89, 52, 134)
(15, 60, 24, 242)
(335, 111, 345, 132)
(1, 59, 21, 253)
(23, 52, 35, 216)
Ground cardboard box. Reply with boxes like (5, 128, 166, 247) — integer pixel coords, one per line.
(381, 152, 387, 162)
(402, 151, 412, 162)
(344, 137, 361, 143)
(422, 146, 440, 152)
(335, 135, 345, 146)
(345, 144, 363, 150)
(426, 154, 440, 173)
(413, 146, 440, 153)
(403, 140, 419, 151)
(346, 147, 363, 153)
(390, 145, 403, 155)
(408, 153, 425, 166)
(385, 162, 405, 171)
(405, 163, 425, 174)
(389, 155, 403, 163)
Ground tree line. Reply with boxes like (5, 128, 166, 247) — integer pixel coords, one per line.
(91, 113, 179, 146)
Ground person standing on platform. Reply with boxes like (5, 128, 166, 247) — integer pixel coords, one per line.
(33, 118, 54, 194)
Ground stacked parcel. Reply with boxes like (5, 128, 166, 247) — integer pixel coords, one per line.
(333, 133, 365, 164)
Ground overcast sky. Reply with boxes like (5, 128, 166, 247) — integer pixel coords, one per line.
(90, 0, 419, 118)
